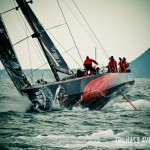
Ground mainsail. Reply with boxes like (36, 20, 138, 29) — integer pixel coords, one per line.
(15, 0, 70, 76)
(0, 15, 30, 94)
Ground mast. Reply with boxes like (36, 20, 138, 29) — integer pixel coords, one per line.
(15, 0, 71, 81)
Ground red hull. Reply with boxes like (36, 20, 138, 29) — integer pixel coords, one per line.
(80, 73, 134, 109)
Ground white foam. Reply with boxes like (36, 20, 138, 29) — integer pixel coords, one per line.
(32, 129, 116, 148)
(0, 95, 31, 112)
(19, 129, 150, 149)
(64, 141, 116, 149)
(72, 106, 89, 112)
(35, 134, 75, 140)
(112, 99, 150, 111)
(32, 129, 115, 142)
(77, 129, 115, 140)
(133, 99, 150, 110)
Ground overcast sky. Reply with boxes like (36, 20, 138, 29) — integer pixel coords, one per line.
(0, 0, 150, 69)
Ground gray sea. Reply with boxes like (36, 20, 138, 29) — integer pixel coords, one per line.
(0, 77, 150, 150)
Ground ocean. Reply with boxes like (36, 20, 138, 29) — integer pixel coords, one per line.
(0, 77, 150, 150)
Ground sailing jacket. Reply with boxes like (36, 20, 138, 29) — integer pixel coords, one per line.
(108, 59, 118, 73)
(119, 61, 129, 73)
(84, 58, 98, 66)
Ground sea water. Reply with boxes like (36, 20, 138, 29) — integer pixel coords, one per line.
(0, 77, 150, 150)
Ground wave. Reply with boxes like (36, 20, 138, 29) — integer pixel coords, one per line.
(110, 99, 150, 111)
(18, 128, 150, 149)
(18, 129, 115, 149)
(101, 93, 150, 111)
(0, 79, 31, 113)
(0, 94, 31, 113)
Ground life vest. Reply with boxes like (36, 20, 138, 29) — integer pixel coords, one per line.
(119, 61, 129, 73)
(108, 60, 117, 73)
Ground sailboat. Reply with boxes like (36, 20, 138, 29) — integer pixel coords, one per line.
(0, 0, 134, 112)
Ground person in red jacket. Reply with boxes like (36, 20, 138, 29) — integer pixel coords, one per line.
(84, 56, 98, 75)
(119, 57, 129, 73)
(107, 56, 118, 73)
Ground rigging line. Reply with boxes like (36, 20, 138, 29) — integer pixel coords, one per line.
(72, 0, 109, 58)
(25, 62, 48, 76)
(62, 0, 108, 59)
(61, 45, 82, 67)
(13, 24, 65, 46)
(13, 36, 30, 46)
(46, 23, 66, 30)
(47, 29, 82, 68)
(25, 20, 33, 83)
(11, 0, 52, 79)
(57, 0, 84, 64)
(46, 30, 66, 51)
(66, 51, 82, 68)
(0, 6, 18, 15)
(61, 46, 76, 55)
(62, 46, 82, 68)
(27, 63, 56, 83)
(48, 30, 82, 68)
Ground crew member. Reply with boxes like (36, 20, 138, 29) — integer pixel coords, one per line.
(83, 56, 98, 75)
(120, 57, 129, 73)
(107, 56, 117, 73)
(76, 69, 85, 77)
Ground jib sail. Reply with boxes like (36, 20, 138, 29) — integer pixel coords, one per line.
(0, 15, 30, 94)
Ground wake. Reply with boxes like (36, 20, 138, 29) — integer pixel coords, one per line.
(102, 95, 150, 111)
